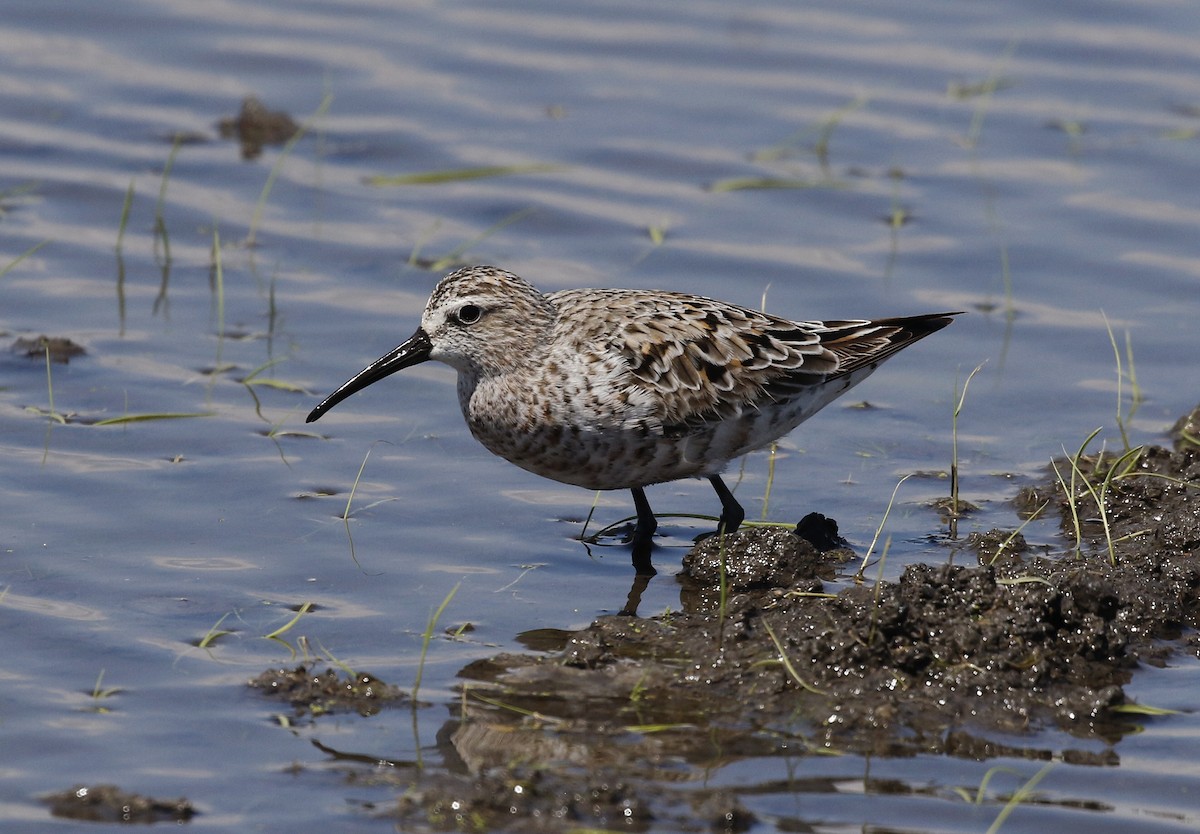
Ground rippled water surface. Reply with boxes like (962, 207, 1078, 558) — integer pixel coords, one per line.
(2, 1, 1199, 830)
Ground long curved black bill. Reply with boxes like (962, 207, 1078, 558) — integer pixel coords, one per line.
(306, 328, 433, 423)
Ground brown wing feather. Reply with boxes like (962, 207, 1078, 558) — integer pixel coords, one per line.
(754, 312, 961, 404)
(608, 296, 840, 426)
(552, 286, 960, 431)
(818, 313, 962, 378)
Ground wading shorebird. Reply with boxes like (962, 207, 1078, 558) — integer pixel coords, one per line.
(307, 266, 960, 573)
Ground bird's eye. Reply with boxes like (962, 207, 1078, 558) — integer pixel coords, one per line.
(456, 304, 483, 325)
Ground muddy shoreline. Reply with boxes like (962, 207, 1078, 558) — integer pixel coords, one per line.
(222, 409, 1200, 831)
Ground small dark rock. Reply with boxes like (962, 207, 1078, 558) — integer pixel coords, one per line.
(795, 511, 849, 551)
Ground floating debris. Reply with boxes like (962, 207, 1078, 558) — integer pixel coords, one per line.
(218, 96, 299, 160)
(12, 335, 85, 363)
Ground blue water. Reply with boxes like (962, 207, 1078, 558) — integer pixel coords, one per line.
(2, 0, 1199, 830)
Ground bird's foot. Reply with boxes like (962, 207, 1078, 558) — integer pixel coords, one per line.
(717, 511, 744, 537)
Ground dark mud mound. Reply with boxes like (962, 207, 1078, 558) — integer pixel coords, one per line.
(462, 538, 1187, 765)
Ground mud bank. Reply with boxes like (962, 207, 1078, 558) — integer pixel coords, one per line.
(256, 410, 1200, 831)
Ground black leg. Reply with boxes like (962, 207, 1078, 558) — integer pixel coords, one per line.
(629, 487, 657, 575)
(708, 475, 745, 536)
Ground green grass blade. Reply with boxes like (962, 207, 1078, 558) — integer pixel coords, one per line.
(970, 765, 1022, 805)
(708, 177, 823, 193)
(412, 582, 460, 703)
(1111, 702, 1180, 716)
(752, 93, 870, 164)
(213, 225, 225, 337)
(366, 163, 560, 186)
(962, 37, 1021, 149)
(995, 575, 1052, 587)
(115, 179, 135, 254)
(92, 412, 216, 426)
(263, 602, 313, 639)
(1102, 312, 1130, 451)
(153, 135, 183, 266)
(424, 207, 535, 272)
(1, 239, 52, 279)
(855, 474, 911, 580)
(246, 378, 306, 393)
(951, 362, 987, 524)
(44, 344, 58, 421)
(763, 619, 824, 695)
(985, 761, 1053, 834)
(247, 92, 334, 246)
(465, 689, 564, 724)
(342, 445, 376, 520)
(197, 612, 234, 649)
(241, 357, 306, 393)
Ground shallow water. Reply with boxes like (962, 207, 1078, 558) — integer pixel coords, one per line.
(2, 0, 1199, 830)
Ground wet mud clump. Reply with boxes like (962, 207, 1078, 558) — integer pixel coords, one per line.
(12, 335, 86, 363)
(218, 96, 299, 160)
(43, 784, 196, 824)
(682, 512, 849, 592)
(249, 662, 408, 719)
